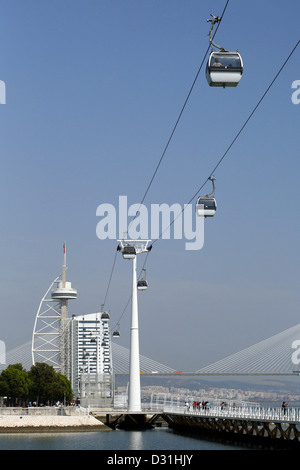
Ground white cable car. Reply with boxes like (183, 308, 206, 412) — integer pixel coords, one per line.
(206, 51, 243, 87)
(196, 176, 217, 217)
(137, 268, 148, 291)
(101, 311, 110, 321)
(112, 323, 120, 338)
(137, 280, 148, 290)
(121, 245, 136, 259)
(196, 196, 217, 217)
(205, 14, 243, 88)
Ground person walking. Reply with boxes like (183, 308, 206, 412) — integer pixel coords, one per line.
(282, 401, 287, 415)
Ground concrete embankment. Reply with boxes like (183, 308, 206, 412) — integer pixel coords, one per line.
(0, 412, 111, 433)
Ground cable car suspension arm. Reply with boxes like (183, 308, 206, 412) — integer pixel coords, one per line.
(207, 14, 227, 52)
(205, 176, 216, 197)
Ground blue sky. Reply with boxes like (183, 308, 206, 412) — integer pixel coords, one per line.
(0, 0, 299, 373)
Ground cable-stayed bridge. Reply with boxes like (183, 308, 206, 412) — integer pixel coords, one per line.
(196, 323, 300, 376)
(0, 340, 176, 375)
(2, 324, 300, 376)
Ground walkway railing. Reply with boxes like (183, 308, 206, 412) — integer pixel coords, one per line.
(0, 406, 89, 417)
(162, 403, 300, 423)
(138, 393, 300, 423)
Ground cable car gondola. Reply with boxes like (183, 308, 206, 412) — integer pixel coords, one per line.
(205, 14, 243, 88)
(101, 311, 110, 321)
(137, 280, 148, 290)
(121, 245, 136, 259)
(137, 268, 148, 291)
(206, 50, 243, 87)
(112, 323, 120, 338)
(196, 176, 217, 217)
(196, 196, 217, 217)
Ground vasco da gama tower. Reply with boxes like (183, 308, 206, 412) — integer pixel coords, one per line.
(31, 244, 113, 403)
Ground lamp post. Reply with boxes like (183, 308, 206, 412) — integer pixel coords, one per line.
(117, 240, 152, 412)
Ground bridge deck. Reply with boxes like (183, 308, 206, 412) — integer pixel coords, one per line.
(92, 403, 300, 447)
(162, 404, 300, 448)
(163, 403, 300, 423)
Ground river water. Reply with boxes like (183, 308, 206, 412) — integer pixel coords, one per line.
(1, 402, 297, 452)
(0, 427, 246, 451)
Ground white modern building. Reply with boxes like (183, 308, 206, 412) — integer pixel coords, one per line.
(70, 311, 114, 405)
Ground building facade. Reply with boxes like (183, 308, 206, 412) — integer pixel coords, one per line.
(70, 311, 113, 404)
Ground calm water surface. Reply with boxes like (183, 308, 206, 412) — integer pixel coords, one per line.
(0, 427, 246, 450)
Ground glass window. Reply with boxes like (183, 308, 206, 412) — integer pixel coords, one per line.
(211, 53, 241, 69)
(204, 200, 216, 208)
(198, 198, 216, 208)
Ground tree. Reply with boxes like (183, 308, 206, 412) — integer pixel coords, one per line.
(28, 363, 73, 405)
(0, 363, 73, 406)
(50, 373, 73, 404)
(0, 364, 29, 406)
(28, 362, 56, 405)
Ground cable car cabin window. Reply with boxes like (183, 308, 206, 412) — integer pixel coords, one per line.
(123, 246, 135, 254)
(198, 198, 216, 208)
(209, 53, 242, 71)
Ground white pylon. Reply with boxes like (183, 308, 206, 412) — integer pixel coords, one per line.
(117, 240, 152, 412)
